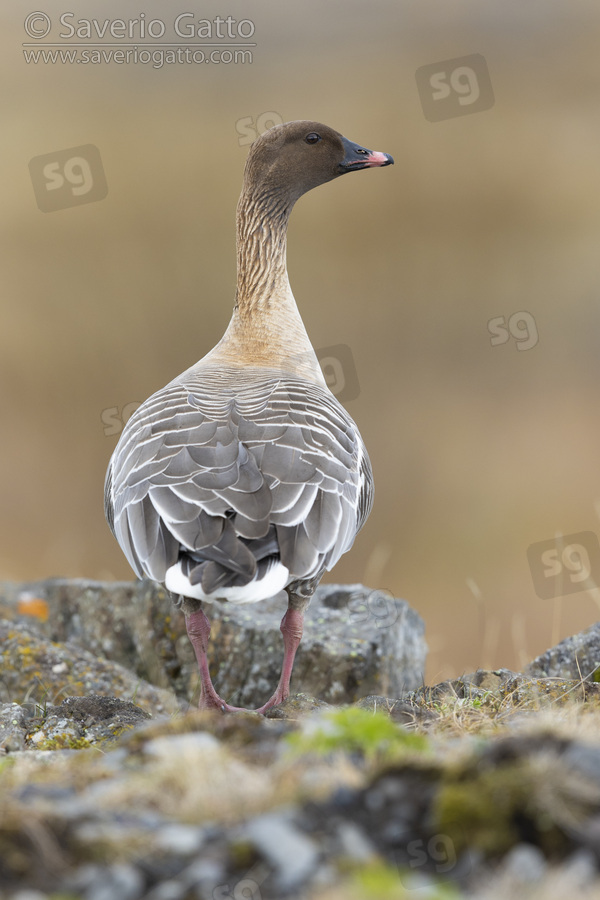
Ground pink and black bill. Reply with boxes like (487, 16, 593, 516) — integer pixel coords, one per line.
(338, 135, 394, 172)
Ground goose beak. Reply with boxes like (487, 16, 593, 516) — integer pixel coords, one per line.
(339, 136, 394, 173)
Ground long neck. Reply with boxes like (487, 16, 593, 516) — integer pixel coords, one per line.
(202, 183, 325, 385)
(235, 186, 292, 314)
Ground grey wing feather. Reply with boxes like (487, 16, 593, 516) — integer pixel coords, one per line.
(104, 463, 115, 537)
(106, 367, 373, 591)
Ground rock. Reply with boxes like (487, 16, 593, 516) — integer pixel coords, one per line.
(264, 692, 332, 719)
(7, 892, 50, 900)
(153, 824, 205, 856)
(328, 762, 442, 871)
(33, 696, 151, 749)
(500, 674, 600, 707)
(0, 579, 427, 708)
(561, 848, 598, 887)
(322, 728, 600, 883)
(0, 580, 181, 694)
(0, 696, 152, 752)
(2, 678, 600, 898)
(502, 843, 548, 883)
(355, 695, 437, 726)
(408, 670, 517, 705)
(53, 694, 150, 725)
(464, 668, 521, 691)
(0, 702, 29, 752)
(176, 858, 226, 896)
(143, 731, 221, 760)
(143, 883, 187, 900)
(334, 821, 377, 862)
(525, 622, 600, 681)
(122, 707, 294, 769)
(0, 619, 181, 722)
(562, 742, 600, 783)
(405, 669, 600, 716)
(63, 863, 144, 900)
(409, 677, 491, 706)
(243, 809, 320, 892)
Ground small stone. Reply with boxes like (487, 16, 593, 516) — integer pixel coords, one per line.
(244, 810, 319, 892)
(154, 824, 205, 856)
(63, 864, 106, 893)
(336, 821, 377, 862)
(180, 858, 226, 891)
(562, 742, 600, 784)
(143, 882, 187, 900)
(577, 815, 600, 855)
(85, 863, 144, 900)
(502, 843, 547, 883)
(144, 732, 220, 760)
(9, 892, 49, 900)
(264, 692, 331, 719)
(561, 848, 598, 886)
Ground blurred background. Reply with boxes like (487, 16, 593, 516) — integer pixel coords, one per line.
(3, 0, 600, 682)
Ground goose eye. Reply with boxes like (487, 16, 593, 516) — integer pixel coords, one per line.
(305, 132, 321, 144)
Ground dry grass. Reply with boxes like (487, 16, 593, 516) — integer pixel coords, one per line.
(399, 676, 600, 744)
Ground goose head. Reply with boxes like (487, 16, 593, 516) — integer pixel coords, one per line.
(242, 120, 394, 206)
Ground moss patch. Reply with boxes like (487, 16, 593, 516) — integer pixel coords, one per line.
(434, 753, 583, 859)
(286, 707, 429, 763)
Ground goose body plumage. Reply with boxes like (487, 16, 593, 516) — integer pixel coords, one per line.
(106, 366, 372, 603)
(105, 120, 393, 712)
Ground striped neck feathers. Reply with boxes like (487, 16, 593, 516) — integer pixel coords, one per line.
(206, 182, 325, 385)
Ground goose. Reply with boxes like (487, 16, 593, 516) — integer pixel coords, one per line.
(105, 120, 393, 713)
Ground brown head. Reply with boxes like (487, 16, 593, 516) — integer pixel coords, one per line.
(241, 120, 394, 207)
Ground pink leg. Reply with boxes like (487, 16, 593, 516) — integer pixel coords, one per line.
(254, 607, 304, 714)
(185, 608, 245, 712)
